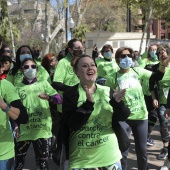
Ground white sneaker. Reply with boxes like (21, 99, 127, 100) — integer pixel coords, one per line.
(160, 159, 170, 170)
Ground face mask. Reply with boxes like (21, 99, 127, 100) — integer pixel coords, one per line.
(24, 69, 36, 80)
(34, 51, 40, 58)
(119, 56, 132, 69)
(150, 51, 158, 61)
(20, 54, 32, 62)
(71, 49, 84, 57)
(103, 51, 112, 59)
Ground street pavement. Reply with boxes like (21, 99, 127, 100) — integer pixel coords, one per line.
(23, 122, 166, 170)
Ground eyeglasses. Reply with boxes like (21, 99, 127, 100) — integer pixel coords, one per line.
(5, 50, 11, 53)
(22, 64, 37, 70)
(120, 54, 133, 58)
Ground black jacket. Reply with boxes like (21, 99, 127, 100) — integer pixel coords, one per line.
(56, 84, 130, 158)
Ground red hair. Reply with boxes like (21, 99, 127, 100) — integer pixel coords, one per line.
(41, 53, 55, 73)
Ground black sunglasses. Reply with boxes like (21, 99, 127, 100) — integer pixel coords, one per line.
(5, 50, 11, 53)
(120, 54, 133, 58)
(23, 64, 37, 70)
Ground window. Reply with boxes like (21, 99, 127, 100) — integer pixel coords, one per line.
(112, 41, 118, 48)
(120, 41, 125, 47)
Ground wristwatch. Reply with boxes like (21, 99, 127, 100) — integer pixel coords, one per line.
(2, 104, 11, 113)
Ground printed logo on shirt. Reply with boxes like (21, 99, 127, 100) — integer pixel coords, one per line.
(76, 115, 110, 148)
(117, 74, 140, 90)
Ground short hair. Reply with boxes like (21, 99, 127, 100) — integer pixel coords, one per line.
(156, 44, 170, 56)
(115, 47, 133, 62)
(101, 44, 113, 55)
(68, 39, 80, 49)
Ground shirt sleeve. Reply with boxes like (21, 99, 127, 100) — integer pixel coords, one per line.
(149, 70, 164, 92)
(62, 87, 94, 131)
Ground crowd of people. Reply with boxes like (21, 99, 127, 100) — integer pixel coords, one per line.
(0, 39, 170, 170)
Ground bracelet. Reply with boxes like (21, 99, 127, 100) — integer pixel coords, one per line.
(2, 104, 11, 113)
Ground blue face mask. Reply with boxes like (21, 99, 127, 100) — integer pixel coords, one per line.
(20, 54, 32, 62)
(119, 56, 132, 69)
(150, 51, 158, 61)
(103, 51, 112, 59)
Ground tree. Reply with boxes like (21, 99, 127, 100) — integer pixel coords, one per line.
(71, 0, 127, 33)
(72, 24, 90, 42)
(120, 0, 170, 54)
(0, 1, 20, 50)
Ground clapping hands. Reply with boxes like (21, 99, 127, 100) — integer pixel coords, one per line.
(113, 87, 126, 102)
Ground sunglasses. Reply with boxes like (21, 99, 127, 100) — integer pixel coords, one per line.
(22, 64, 37, 70)
(5, 50, 11, 53)
(120, 54, 133, 58)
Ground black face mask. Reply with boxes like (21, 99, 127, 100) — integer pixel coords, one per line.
(34, 50, 40, 58)
(71, 49, 84, 57)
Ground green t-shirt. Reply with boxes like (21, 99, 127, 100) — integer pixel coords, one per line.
(35, 57, 42, 66)
(69, 84, 122, 169)
(53, 53, 79, 112)
(6, 65, 51, 86)
(158, 66, 170, 104)
(97, 58, 119, 78)
(0, 79, 20, 160)
(106, 67, 152, 120)
(15, 80, 57, 141)
(138, 58, 158, 69)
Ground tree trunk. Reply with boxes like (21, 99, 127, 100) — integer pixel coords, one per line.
(139, 0, 152, 55)
(42, 0, 51, 56)
(145, 0, 152, 52)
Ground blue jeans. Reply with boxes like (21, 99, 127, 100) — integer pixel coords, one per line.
(0, 158, 14, 170)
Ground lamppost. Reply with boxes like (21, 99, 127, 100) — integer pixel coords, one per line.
(69, 18, 75, 39)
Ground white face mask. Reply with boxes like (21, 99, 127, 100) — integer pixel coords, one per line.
(119, 56, 132, 69)
(24, 69, 36, 80)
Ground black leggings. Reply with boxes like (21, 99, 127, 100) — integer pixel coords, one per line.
(14, 138, 49, 170)
(120, 119, 148, 170)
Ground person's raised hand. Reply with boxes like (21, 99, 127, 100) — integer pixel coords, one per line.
(83, 85, 94, 103)
(113, 87, 126, 102)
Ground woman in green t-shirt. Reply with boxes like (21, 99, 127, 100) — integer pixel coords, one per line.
(0, 60, 28, 170)
(14, 59, 62, 170)
(96, 44, 119, 85)
(105, 47, 153, 170)
(6, 45, 51, 86)
(60, 55, 130, 170)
